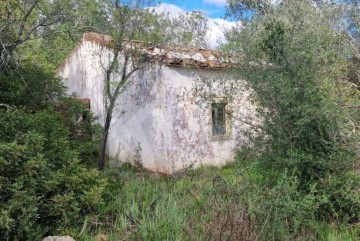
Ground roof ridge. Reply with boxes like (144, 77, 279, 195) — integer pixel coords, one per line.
(57, 32, 238, 72)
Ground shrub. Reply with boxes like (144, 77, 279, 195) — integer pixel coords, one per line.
(0, 107, 106, 241)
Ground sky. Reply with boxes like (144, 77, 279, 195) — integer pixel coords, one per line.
(151, 0, 236, 49)
(155, 0, 228, 18)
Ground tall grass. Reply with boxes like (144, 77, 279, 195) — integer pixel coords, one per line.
(74, 162, 359, 241)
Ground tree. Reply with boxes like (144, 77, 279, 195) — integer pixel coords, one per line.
(0, 0, 114, 112)
(226, 0, 360, 221)
(0, 0, 111, 70)
(163, 11, 209, 48)
(0, 0, 63, 68)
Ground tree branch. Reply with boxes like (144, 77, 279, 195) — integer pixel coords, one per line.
(17, 0, 41, 39)
(0, 103, 12, 110)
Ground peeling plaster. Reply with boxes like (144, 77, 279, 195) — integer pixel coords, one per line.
(58, 33, 260, 174)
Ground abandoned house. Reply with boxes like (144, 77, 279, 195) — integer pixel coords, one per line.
(58, 32, 259, 173)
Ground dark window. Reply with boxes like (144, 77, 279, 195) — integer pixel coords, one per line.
(212, 103, 226, 136)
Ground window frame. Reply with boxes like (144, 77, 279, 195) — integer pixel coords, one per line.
(208, 98, 232, 141)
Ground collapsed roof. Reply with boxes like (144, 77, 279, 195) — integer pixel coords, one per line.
(78, 32, 237, 69)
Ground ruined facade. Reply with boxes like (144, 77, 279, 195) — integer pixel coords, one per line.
(58, 33, 258, 173)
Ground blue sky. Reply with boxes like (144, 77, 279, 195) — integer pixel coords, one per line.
(154, 0, 228, 18)
(151, 0, 236, 48)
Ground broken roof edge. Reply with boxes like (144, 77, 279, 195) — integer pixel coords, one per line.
(57, 32, 240, 73)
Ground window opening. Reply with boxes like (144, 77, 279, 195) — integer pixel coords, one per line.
(211, 103, 226, 136)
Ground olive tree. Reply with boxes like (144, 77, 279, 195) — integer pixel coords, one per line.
(226, 0, 360, 221)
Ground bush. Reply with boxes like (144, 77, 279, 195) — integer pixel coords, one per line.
(0, 107, 106, 241)
(204, 155, 360, 240)
(0, 63, 64, 110)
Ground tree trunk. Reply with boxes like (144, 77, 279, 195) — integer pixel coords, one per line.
(98, 100, 114, 170)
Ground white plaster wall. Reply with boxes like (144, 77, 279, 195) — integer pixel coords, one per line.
(107, 65, 259, 173)
(59, 41, 115, 125)
(107, 63, 172, 173)
(59, 40, 259, 173)
(161, 67, 257, 172)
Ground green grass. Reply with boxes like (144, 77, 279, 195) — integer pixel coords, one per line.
(77, 164, 224, 240)
(315, 224, 359, 241)
(73, 162, 359, 241)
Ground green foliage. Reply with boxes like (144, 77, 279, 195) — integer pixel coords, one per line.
(226, 0, 360, 234)
(0, 34, 104, 240)
(0, 107, 106, 241)
(17, 36, 78, 72)
(0, 63, 64, 109)
(0, 0, 109, 60)
(57, 98, 102, 167)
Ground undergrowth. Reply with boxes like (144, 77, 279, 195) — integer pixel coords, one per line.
(74, 160, 359, 241)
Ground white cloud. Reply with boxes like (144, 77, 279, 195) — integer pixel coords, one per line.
(203, 0, 228, 7)
(149, 3, 184, 18)
(151, 3, 237, 49)
(206, 18, 238, 49)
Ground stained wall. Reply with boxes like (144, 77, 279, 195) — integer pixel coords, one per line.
(59, 38, 259, 173)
